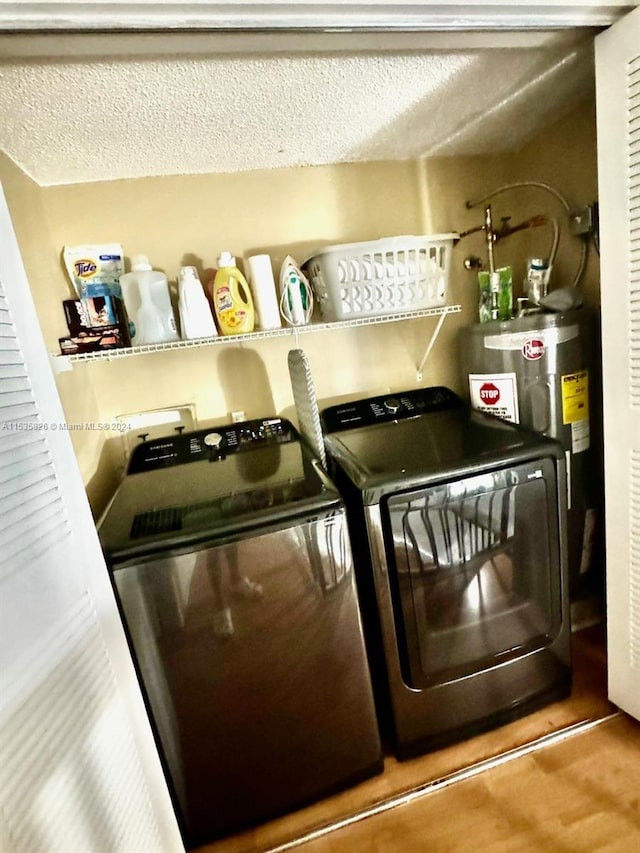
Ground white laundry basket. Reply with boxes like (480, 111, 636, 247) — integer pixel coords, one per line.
(303, 233, 457, 322)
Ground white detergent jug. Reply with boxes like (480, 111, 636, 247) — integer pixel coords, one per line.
(178, 266, 218, 339)
(119, 254, 179, 345)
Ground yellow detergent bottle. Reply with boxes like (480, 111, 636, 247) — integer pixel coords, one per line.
(212, 251, 255, 335)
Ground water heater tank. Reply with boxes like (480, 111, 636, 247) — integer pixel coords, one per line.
(459, 309, 602, 604)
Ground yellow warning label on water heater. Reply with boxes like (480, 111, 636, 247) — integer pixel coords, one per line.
(561, 370, 589, 424)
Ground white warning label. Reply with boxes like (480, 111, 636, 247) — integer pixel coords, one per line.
(469, 373, 520, 424)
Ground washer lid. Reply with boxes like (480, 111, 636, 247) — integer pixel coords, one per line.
(98, 418, 339, 562)
(324, 406, 554, 490)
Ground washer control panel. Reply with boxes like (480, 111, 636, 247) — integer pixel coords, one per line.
(127, 417, 292, 472)
(321, 386, 463, 433)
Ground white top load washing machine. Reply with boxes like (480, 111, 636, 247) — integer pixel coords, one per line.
(321, 386, 571, 759)
(98, 416, 382, 845)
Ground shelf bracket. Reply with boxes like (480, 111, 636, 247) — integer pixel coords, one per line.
(416, 311, 449, 383)
(50, 352, 72, 374)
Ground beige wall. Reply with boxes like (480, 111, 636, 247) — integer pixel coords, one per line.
(0, 151, 117, 511)
(2, 97, 600, 517)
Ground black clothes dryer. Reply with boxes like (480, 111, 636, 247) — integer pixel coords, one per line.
(321, 386, 571, 759)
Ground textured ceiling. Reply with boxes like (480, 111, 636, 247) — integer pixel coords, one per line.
(0, 34, 595, 186)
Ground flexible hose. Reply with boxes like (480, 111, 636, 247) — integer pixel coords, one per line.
(548, 216, 561, 268)
(466, 181, 572, 214)
(466, 181, 586, 288)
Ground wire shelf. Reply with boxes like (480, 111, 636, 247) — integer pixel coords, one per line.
(53, 304, 462, 366)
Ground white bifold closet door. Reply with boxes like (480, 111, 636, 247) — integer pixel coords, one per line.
(595, 5, 640, 722)
(0, 184, 184, 852)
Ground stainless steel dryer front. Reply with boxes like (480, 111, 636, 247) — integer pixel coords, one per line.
(322, 387, 571, 759)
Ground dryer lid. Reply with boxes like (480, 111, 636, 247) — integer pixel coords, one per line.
(324, 405, 556, 491)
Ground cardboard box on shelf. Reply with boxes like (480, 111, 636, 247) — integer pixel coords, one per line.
(63, 295, 130, 342)
(59, 325, 128, 355)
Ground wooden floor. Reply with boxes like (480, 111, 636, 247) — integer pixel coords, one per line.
(194, 623, 640, 853)
(295, 712, 640, 852)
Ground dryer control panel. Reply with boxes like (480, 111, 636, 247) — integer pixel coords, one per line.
(127, 417, 294, 472)
(321, 386, 463, 433)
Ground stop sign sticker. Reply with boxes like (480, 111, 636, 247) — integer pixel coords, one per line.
(469, 373, 519, 423)
(479, 382, 500, 405)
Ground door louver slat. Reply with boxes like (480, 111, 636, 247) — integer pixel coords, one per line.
(0, 595, 165, 852)
(0, 429, 46, 454)
(0, 334, 21, 351)
(0, 495, 66, 548)
(0, 280, 71, 576)
(0, 389, 37, 408)
(631, 451, 640, 668)
(0, 349, 26, 366)
(627, 44, 640, 677)
(0, 447, 53, 485)
(0, 361, 28, 379)
(0, 375, 30, 393)
(1, 514, 70, 577)
(0, 476, 59, 530)
(630, 57, 640, 403)
(0, 402, 39, 422)
(597, 3, 640, 721)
